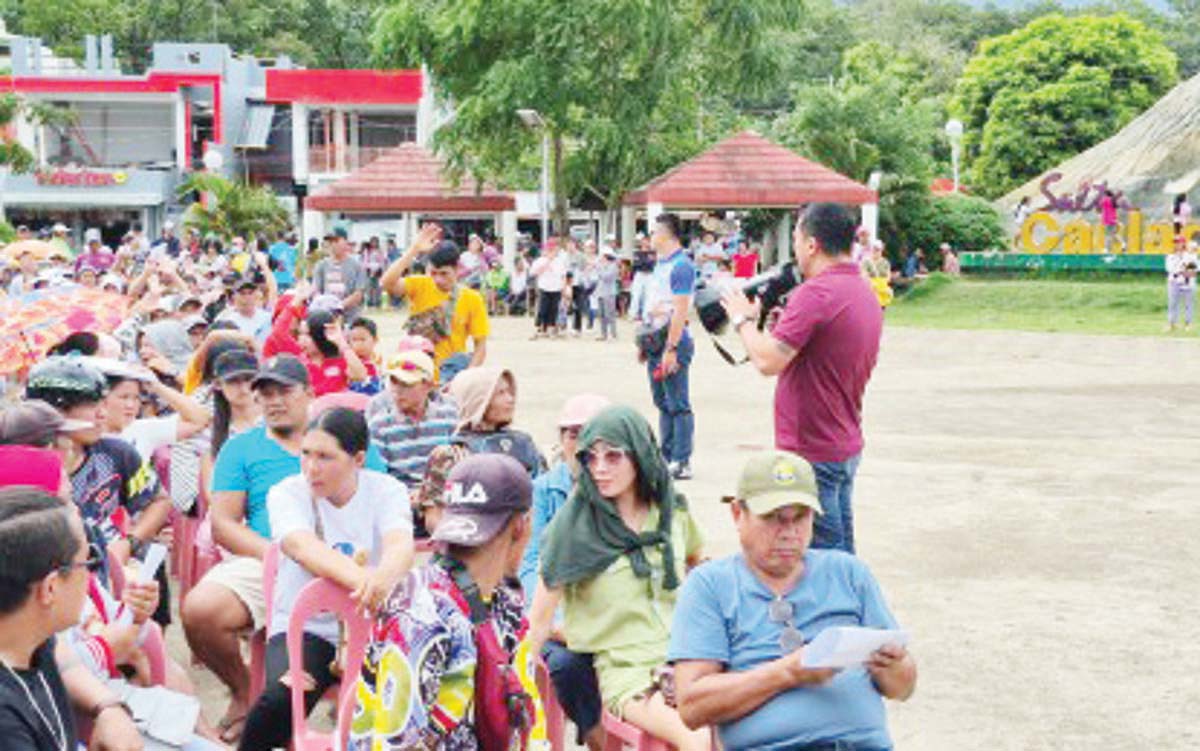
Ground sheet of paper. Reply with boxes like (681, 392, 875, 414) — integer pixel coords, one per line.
(137, 543, 168, 583)
(801, 626, 909, 669)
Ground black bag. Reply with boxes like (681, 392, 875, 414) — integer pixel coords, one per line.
(635, 322, 669, 358)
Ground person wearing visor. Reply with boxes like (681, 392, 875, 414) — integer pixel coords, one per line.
(668, 451, 916, 751)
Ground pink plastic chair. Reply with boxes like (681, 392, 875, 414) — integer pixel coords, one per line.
(601, 710, 672, 751)
(536, 659, 566, 751)
(249, 542, 280, 703)
(309, 391, 370, 418)
(286, 578, 371, 751)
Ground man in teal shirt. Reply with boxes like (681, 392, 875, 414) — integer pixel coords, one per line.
(668, 452, 916, 751)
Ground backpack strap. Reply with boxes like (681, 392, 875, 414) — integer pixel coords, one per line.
(434, 552, 489, 625)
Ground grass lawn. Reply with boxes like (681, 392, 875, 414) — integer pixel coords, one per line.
(885, 273, 1194, 337)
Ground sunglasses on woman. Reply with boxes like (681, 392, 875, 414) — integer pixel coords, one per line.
(584, 446, 629, 469)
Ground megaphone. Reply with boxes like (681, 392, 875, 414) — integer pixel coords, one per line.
(695, 264, 801, 365)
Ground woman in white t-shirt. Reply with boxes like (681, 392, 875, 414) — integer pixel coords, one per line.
(1166, 235, 1198, 331)
(95, 359, 212, 459)
(241, 407, 415, 751)
(530, 242, 570, 338)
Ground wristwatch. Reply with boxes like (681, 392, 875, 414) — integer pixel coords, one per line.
(91, 697, 133, 720)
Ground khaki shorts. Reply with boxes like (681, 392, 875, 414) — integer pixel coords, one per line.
(199, 555, 266, 631)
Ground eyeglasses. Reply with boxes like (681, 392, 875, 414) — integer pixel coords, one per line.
(768, 596, 805, 653)
(584, 447, 629, 469)
(56, 543, 104, 577)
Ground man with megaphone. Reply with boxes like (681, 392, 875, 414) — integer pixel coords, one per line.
(719, 203, 883, 555)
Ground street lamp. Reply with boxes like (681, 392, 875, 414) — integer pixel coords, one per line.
(202, 147, 224, 173)
(517, 108, 550, 245)
(945, 119, 964, 193)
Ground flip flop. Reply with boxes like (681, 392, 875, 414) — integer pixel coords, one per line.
(218, 712, 247, 744)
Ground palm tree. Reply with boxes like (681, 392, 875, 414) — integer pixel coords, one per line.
(177, 172, 291, 239)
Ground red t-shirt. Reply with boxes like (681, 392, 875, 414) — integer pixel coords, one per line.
(732, 251, 759, 278)
(771, 263, 882, 463)
(305, 356, 350, 396)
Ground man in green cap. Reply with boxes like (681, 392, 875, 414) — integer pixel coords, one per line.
(667, 451, 915, 751)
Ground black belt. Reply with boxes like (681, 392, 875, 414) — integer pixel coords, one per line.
(785, 743, 889, 751)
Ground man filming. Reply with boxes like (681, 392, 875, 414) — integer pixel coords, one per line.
(721, 203, 882, 553)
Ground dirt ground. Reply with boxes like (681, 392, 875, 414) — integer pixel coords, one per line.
(178, 313, 1200, 750)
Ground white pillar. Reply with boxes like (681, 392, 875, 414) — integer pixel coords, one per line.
(501, 210, 518, 270)
(173, 92, 188, 172)
(349, 111, 360, 169)
(333, 109, 347, 173)
(861, 202, 879, 243)
(291, 103, 309, 184)
(646, 202, 664, 232)
(777, 213, 792, 265)
(620, 205, 636, 252)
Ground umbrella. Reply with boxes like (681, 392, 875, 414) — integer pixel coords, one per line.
(1, 239, 57, 263)
(0, 286, 129, 375)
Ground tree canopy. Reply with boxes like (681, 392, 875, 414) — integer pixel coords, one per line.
(951, 13, 1177, 198)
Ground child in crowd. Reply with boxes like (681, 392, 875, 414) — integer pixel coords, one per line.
(348, 317, 382, 395)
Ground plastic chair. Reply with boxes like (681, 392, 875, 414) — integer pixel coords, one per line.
(286, 578, 371, 751)
(535, 659, 566, 751)
(601, 710, 672, 751)
(248, 542, 280, 703)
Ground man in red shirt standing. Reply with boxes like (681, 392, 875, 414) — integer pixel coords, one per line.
(720, 203, 882, 553)
(731, 240, 759, 279)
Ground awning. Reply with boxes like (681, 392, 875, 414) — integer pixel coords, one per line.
(236, 104, 275, 149)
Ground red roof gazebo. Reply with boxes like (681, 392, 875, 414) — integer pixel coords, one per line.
(622, 131, 877, 261)
(623, 131, 876, 208)
(305, 143, 515, 214)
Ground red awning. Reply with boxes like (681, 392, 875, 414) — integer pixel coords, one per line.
(623, 131, 877, 208)
(304, 143, 515, 213)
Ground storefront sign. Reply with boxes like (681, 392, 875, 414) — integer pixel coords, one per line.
(34, 169, 129, 187)
(1020, 210, 1195, 254)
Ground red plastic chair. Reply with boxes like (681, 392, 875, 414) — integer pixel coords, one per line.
(286, 578, 371, 751)
(601, 710, 672, 751)
(535, 659, 566, 751)
(248, 542, 280, 703)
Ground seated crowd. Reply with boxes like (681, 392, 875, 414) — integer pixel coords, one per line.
(0, 226, 916, 751)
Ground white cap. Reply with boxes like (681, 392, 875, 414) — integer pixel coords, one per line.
(84, 228, 101, 243)
(52, 223, 68, 234)
(163, 221, 176, 231)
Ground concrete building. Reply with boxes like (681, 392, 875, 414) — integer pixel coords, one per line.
(0, 33, 429, 247)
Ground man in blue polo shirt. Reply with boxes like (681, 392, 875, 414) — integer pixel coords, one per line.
(181, 354, 384, 740)
(640, 212, 696, 480)
(668, 451, 916, 751)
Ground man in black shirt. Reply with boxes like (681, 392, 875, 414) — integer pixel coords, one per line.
(0, 485, 141, 751)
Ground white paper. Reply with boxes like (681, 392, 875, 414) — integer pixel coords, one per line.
(800, 626, 909, 669)
(137, 543, 168, 583)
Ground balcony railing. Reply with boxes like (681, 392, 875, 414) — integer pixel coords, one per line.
(308, 143, 412, 174)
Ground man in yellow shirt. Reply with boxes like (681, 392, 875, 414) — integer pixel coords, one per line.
(381, 224, 489, 382)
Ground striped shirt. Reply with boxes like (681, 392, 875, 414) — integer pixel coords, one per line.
(365, 391, 459, 489)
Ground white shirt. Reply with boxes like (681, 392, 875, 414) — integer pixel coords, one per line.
(118, 415, 179, 460)
(531, 253, 569, 292)
(1166, 251, 1198, 289)
(267, 469, 412, 641)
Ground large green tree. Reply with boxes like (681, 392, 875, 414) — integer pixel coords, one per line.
(951, 13, 1177, 198)
(371, 0, 798, 234)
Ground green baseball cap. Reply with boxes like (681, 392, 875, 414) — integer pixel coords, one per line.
(722, 451, 822, 516)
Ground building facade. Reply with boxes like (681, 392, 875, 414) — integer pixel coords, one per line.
(0, 33, 430, 247)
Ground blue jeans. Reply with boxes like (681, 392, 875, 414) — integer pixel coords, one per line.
(647, 334, 694, 465)
(542, 640, 601, 739)
(811, 454, 861, 553)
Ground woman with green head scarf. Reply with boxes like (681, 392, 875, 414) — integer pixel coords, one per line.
(530, 405, 709, 751)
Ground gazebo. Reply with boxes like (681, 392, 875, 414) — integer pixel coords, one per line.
(621, 131, 877, 262)
(304, 143, 519, 262)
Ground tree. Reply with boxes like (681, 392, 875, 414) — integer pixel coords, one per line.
(177, 173, 289, 240)
(371, 0, 799, 235)
(951, 13, 1177, 198)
